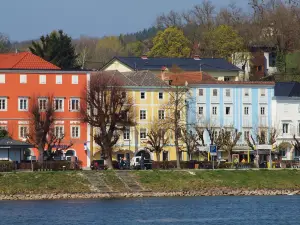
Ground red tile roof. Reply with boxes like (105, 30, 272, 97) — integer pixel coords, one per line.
(0, 52, 60, 70)
(159, 71, 217, 85)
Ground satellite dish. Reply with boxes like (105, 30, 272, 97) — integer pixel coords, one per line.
(203, 129, 211, 146)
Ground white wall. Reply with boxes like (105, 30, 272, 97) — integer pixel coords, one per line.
(104, 60, 133, 72)
(263, 52, 277, 75)
(274, 97, 300, 160)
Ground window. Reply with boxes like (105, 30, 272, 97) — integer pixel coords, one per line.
(39, 75, 46, 84)
(0, 97, 7, 111)
(56, 75, 62, 84)
(224, 77, 230, 81)
(20, 74, 27, 84)
(140, 92, 146, 99)
(260, 89, 266, 97)
(298, 122, 300, 135)
(225, 89, 231, 97)
(70, 98, 80, 111)
(258, 65, 263, 72)
(54, 98, 64, 111)
(18, 97, 28, 111)
(140, 128, 147, 139)
(199, 107, 203, 115)
(225, 106, 231, 115)
(244, 88, 249, 97)
(212, 89, 218, 96)
(283, 123, 289, 134)
(54, 126, 64, 138)
(140, 110, 146, 120)
(260, 130, 266, 144)
(295, 148, 300, 157)
(71, 126, 80, 138)
(244, 131, 250, 140)
(260, 107, 265, 115)
(38, 98, 48, 111)
(158, 110, 165, 120)
(280, 149, 287, 157)
(199, 89, 204, 96)
(244, 107, 249, 115)
(213, 131, 219, 141)
(0, 74, 5, 84)
(123, 127, 130, 140)
(19, 126, 28, 139)
(212, 106, 217, 115)
(158, 92, 163, 99)
(72, 75, 78, 84)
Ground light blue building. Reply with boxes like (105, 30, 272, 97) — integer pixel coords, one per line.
(187, 81, 275, 161)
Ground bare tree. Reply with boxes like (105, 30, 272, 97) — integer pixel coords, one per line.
(214, 128, 242, 162)
(163, 69, 189, 169)
(81, 72, 134, 169)
(180, 128, 201, 160)
(144, 121, 169, 161)
(26, 96, 73, 161)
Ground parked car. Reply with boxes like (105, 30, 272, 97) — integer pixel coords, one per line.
(90, 160, 107, 170)
(130, 156, 152, 170)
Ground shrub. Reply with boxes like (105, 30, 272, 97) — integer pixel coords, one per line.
(0, 161, 14, 172)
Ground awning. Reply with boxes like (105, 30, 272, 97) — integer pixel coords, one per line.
(0, 138, 33, 149)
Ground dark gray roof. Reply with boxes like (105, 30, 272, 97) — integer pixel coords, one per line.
(0, 138, 33, 148)
(104, 57, 241, 72)
(93, 70, 168, 87)
(275, 82, 300, 97)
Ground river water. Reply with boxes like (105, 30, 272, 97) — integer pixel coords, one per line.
(0, 195, 299, 225)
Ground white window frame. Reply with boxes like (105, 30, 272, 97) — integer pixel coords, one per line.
(140, 91, 146, 100)
(158, 110, 165, 120)
(54, 125, 64, 138)
(38, 97, 48, 111)
(56, 75, 62, 84)
(71, 125, 80, 138)
(18, 97, 29, 111)
(282, 123, 289, 134)
(72, 75, 78, 84)
(123, 127, 130, 140)
(212, 106, 217, 115)
(39, 75, 46, 84)
(199, 89, 204, 96)
(158, 92, 163, 100)
(244, 106, 249, 115)
(225, 106, 231, 115)
(54, 98, 64, 112)
(0, 97, 7, 111)
(69, 98, 80, 112)
(140, 110, 147, 120)
(199, 106, 204, 115)
(0, 125, 7, 131)
(225, 89, 231, 97)
(140, 128, 147, 140)
(260, 88, 266, 97)
(19, 125, 28, 139)
(212, 89, 218, 97)
(0, 74, 5, 84)
(20, 74, 27, 84)
(260, 106, 265, 115)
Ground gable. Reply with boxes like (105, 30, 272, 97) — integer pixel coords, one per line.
(103, 59, 133, 72)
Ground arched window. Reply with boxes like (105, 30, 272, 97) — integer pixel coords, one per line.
(65, 149, 77, 161)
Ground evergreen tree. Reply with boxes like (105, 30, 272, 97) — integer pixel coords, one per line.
(276, 48, 286, 73)
(29, 30, 78, 69)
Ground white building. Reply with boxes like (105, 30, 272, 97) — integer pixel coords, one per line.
(272, 82, 300, 160)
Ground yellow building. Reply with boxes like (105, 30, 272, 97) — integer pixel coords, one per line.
(91, 70, 187, 163)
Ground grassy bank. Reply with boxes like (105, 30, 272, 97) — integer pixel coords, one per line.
(132, 170, 300, 192)
(0, 172, 90, 195)
(0, 170, 300, 195)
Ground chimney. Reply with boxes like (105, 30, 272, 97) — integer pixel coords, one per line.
(194, 54, 200, 60)
(141, 54, 148, 60)
(161, 66, 169, 81)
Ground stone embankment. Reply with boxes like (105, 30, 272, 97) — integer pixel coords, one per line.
(1, 189, 299, 201)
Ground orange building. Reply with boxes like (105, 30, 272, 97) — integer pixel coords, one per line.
(0, 52, 90, 167)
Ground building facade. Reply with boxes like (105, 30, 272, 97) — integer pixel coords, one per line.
(0, 52, 90, 167)
(188, 81, 275, 161)
(272, 82, 300, 160)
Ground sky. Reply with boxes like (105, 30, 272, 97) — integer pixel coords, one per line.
(0, 0, 248, 41)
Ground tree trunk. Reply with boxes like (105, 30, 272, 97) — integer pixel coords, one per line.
(175, 139, 181, 169)
(38, 145, 44, 162)
(227, 151, 232, 162)
(156, 152, 161, 162)
(106, 148, 113, 169)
